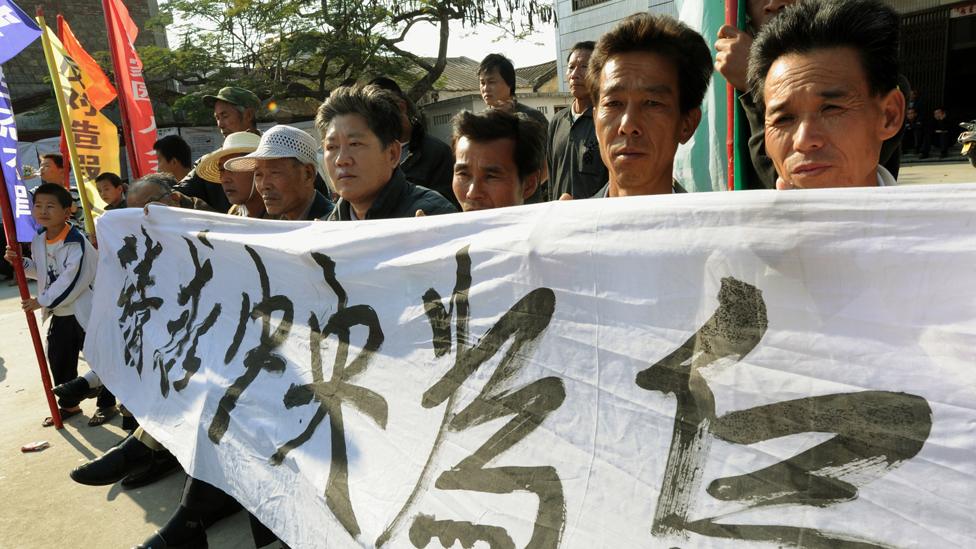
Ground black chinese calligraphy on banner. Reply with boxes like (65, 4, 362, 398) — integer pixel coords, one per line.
(86, 187, 976, 548)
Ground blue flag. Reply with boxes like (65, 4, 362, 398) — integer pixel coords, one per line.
(0, 0, 41, 241)
(0, 0, 41, 64)
(0, 68, 37, 241)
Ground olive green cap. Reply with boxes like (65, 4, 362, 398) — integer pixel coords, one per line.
(203, 87, 260, 110)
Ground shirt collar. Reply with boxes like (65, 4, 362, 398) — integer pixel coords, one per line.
(876, 165, 897, 187)
(597, 178, 684, 197)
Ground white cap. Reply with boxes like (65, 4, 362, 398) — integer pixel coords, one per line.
(224, 125, 319, 172)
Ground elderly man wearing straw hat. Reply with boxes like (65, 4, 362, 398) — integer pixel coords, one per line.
(195, 131, 268, 218)
(225, 124, 335, 220)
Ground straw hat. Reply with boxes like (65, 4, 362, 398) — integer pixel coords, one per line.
(224, 125, 319, 173)
(196, 131, 262, 183)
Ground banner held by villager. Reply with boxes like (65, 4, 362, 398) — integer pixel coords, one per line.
(45, 22, 118, 215)
(103, 0, 157, 178)
(85, 186, 976, 548)
(37, 22, 116, 231)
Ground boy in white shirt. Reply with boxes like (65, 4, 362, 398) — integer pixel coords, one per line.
(4, 183, 101, 426)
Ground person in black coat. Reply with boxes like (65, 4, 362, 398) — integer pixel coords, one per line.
(368, 76, 457, 209)
(318, 84, 456, 221)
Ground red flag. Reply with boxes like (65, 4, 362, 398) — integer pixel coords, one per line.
(61, 17, 116, 111)
(103, 0, 156, 178)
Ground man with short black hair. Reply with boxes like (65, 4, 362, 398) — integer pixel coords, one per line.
(225, 125, 334, 220)
(716, 0, 903, 186)
(153, 135, 192, 182)
(748, 0, 905, 189)
(587, 13, 713, 197)
(38, 153, 67, 184)
(478, 53, 548, 128)
(319, 85, 456, 220)
(368, 76, 457, 208)
(451, 110, 545, 211)
(547, 41, 608, 200)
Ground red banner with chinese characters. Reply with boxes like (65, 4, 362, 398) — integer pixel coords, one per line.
(103, 0, 157, 178)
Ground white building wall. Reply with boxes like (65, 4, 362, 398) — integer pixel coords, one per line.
(554, 0, 679, 92)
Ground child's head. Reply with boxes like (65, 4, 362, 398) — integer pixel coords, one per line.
(32, 183, 73, 233)
(95, 172, 125, 206)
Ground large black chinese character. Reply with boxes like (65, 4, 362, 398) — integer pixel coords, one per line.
(637, 277, 932, 547)
(379, 246, 565, 549)
(151, 235, 221, 397)
(269, 252, 386, 538)
(117, 228, 164, 376)
(208, 246, 293, 443)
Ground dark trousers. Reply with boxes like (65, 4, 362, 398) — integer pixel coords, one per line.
(47, 314, 85, 409)
(183, 477, 283, 547)
(96, 386, 117, 409)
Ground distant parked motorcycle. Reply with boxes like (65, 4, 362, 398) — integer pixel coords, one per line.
(959, 120, 976, 167)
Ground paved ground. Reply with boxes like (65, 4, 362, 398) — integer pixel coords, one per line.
(898, 157, 976, 185)
(0, 160, 972, 548)
(0, 288, 252, 548)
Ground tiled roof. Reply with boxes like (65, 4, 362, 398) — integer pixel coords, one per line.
(516, 61, 558, 90)
(416, 56, 541, 92)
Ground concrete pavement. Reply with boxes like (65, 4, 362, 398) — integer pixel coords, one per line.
(0, 280, 252, 548)
(898, 158, 976, 185)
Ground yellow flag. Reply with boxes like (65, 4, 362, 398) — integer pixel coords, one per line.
(45, 27, 117, 215)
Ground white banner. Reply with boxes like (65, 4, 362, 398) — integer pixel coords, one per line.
(86, 185, 976, 549)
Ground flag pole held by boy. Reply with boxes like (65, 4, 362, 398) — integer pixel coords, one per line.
(0, 0, 63, 428)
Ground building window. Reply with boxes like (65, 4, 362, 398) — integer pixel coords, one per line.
(538, 106, 548, 114)
(432, 113, 452, 126)
(573, 0, 609, 11)
(554, 105, 567, 113)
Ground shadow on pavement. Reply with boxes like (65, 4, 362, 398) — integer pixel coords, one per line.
(55, 416, 127, 460)
(0, 355, 6, 383)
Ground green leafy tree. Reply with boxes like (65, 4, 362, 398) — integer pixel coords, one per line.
(153, 0, 554, 105)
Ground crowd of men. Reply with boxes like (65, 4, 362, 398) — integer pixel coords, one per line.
(2, 0, 921, 547)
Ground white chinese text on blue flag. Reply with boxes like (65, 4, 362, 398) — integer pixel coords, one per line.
(0, 0, 40, 241)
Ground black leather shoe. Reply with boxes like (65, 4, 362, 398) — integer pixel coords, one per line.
(133, 506, 208, 549)
(121, 450, 181, 489)
(53, 377, 100, 401)
(69, 434, 152, 486)
(133, 529, 207, 549)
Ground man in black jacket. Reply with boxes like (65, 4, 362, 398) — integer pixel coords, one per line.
(318, 85, 456, 220)
(368, 76, 457, 209)
(547, 41, 609, 200)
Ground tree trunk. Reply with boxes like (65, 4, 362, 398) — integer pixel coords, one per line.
(406, 11, 449, 103)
